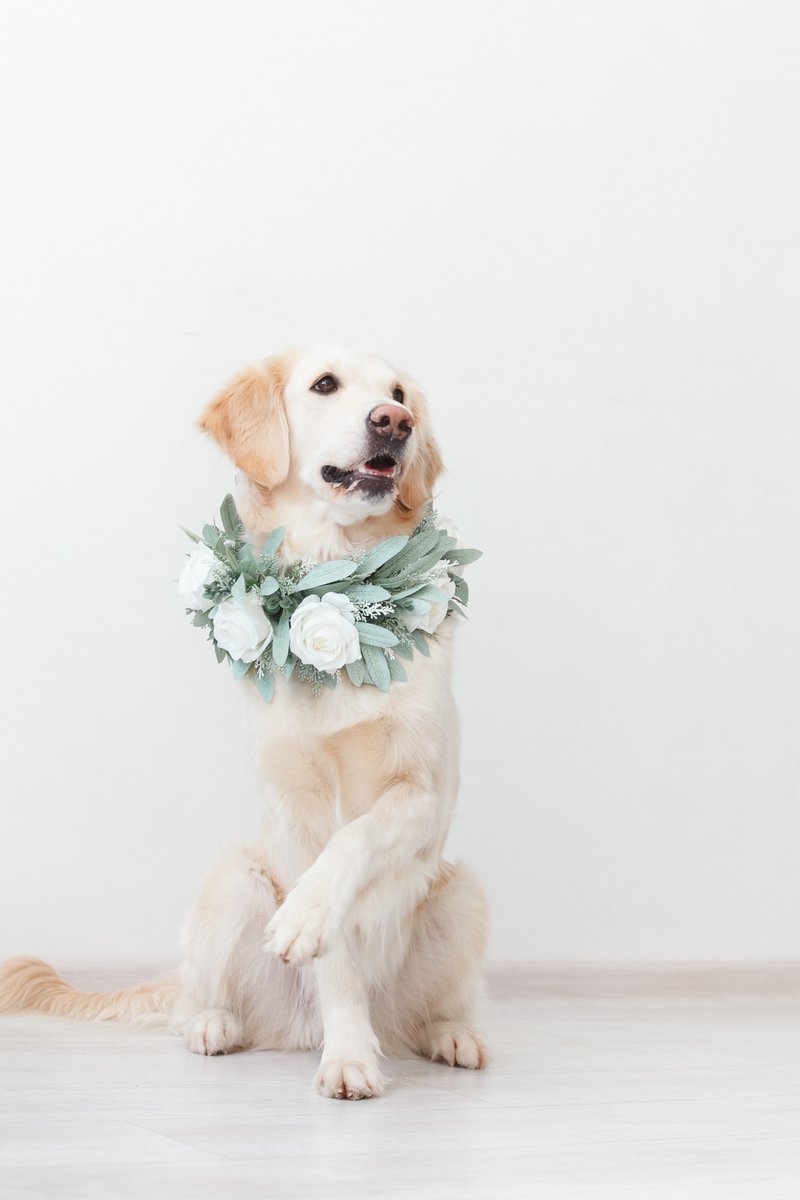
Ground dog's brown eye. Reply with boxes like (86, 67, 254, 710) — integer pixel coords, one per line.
(392, 386, 405, 404)
(312, 374, 339, 395)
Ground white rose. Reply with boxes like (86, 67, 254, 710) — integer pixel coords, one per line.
(289, 592, 361, 674)
(178, 543, 219, 611)
(399, 576, 456, 635)
(212, 592, 273, 663)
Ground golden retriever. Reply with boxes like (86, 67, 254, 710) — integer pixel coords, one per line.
(0, 346, 489, 1099)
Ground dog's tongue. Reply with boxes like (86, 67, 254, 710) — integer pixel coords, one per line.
(363, 455, 396, 477)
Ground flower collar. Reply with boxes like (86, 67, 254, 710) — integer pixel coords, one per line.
(180, 495, 481, 701)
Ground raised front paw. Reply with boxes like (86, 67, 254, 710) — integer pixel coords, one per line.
(263, 886, 337, 966)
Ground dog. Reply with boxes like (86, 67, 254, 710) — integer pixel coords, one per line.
(0, 345, 489, 1099)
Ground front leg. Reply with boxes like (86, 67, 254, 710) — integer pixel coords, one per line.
(264, 779, 440, 967)
(312, 943, 386, 1100)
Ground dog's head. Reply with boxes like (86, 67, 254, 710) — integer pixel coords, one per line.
(199, 346, 444, 522)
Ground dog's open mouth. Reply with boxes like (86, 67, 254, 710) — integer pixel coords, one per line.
(321, 455, 399, 496)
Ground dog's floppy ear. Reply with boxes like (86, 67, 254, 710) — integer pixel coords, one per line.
(199, 357, 290, 491)
(396, 384, 445, 514)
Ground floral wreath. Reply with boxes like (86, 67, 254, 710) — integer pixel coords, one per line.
(179, 495, 481, 700)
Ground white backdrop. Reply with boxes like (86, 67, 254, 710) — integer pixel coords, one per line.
(1, 0, 798, 963)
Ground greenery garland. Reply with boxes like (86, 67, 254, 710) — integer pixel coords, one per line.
(180, 495, 481, 701)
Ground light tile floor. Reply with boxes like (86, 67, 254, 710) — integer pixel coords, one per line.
(1, 965, 799, 1198)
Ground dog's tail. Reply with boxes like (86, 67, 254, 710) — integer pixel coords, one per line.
(0, 957, 179, 1028)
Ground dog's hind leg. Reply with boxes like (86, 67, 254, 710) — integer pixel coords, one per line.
(379, 859, 490, 1070)
(175, 845, 321, 1056)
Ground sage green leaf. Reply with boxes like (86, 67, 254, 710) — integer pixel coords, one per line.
(443, 548, 483, 567)
(319, 670, 338, 688)
(355, 622, 400, 648)
(398, 598, 432, 615)
(272, 608, 290, 667)
(237, 543, 257, 571)
(256, 671, 274, 702)
(282, 655, 296, 681)
(203, 524, 221, 545)
(346, 658, 366, 687)
(362, 643, 391, 691)
(180, 526, 202, 544)
(387, 656, 408, 683)
(453, 575, 469, 604)
(356, 536, 409, 576)
(231, 574, 247, 602)
(262, 526, 285, 558)
(379, 529, 440, 578)
(377, 548, 447, 588)
(230, 657, 250, 681)
(191, 610, 211, 627)
(259, 576, 279, 595)
(448, 599, 468, 618)
(393, 640, 414, 661)
(409, 584, 451, 604)
(298, 560, 358, 589)
(410, 629, 431, 657)
(302, 580, 351, 597)
(220, 493, 244, 536)
(387, 582, 430, 601)
(214, 644, 227, 664)
(347, 583, 392, 603)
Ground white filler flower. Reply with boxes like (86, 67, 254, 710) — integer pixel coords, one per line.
(178, 543, 219, 611)
(400, 576, 456, 635)
(212, 592, 273, 663)
(289, 592, 362, 674)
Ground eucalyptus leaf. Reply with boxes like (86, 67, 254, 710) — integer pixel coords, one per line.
(231, 574, 247, 602)
(356, 536, 409, 576)
(379, 529, 440, 578)
(272, 608, 290, 667)
(214, 644, 227, 664)
(355, 622, 399, 648)
(443, 548, 483, 567)
(220, 493, 244, 536)
(230, 657, 250, 681)
(361, 643, 391, 691)
(259, 576, 279, 595)
(387, 656, 408, 683)
(346, 658, 366, 687)
(237, 543, 258, 571)
(347, 583, 392, 603)
(410, 629, 431, 657)
(397, 597, 431, 615)
(262, 526, 285, 558)
(298, 560, 358, 589)
(409, 584, 451, 604)
(453, 575, 469, 604)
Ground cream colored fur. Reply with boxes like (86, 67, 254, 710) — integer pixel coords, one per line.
(0, 346, 488, 1100)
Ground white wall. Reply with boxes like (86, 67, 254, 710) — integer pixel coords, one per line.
(1, 0, 798, 963)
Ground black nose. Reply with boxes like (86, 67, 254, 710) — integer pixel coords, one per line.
(367, 404, 415, 440)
